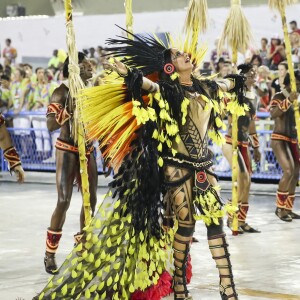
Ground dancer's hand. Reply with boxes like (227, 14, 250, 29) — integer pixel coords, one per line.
(13, 165, 25, 183)
(289, 91, 298, 102)
(253, 148, 261, 163)
(104, 58, 128, 76)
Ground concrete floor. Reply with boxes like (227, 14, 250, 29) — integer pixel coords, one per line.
(0, 177, 300, 300)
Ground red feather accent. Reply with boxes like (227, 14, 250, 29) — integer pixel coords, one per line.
(130, 271, 173, 300)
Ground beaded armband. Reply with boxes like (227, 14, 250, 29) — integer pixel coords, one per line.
(249, 133, 260, 149)
(0, 113, 5, 128)
(3, 146, 21, 170)
(47, 103, 71, 125)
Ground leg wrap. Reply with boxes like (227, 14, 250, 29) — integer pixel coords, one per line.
(237, 203, 249, 223)
(286, 194, 295, 211)
(208, 233, 238, 299)
(46, 228, 62, 254)
(173, 234, 192, 299)
(276, 191, 288, 209)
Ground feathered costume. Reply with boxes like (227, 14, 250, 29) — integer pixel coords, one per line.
(34, 28, 245, 300)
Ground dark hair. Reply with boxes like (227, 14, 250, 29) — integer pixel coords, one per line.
(1, 74, 10, 81)
(290, 20, 297, 26)
(23, 63, 33, 70)
(279, 61, 288, 70)
(63, 51, 86, 78)
(283, 70, 300, 86)
(16, 68, 26, 78)
(35, 67, 44, 74)
(237, 63, 253, 74)
(250, 54, 262, 66)
(261, 38, 268, 44)
(5, 38, 11, 44)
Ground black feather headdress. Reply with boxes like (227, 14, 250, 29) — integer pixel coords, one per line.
(106, 25, 169, 76)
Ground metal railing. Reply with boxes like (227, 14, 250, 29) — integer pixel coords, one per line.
(0, 111, 283, 180)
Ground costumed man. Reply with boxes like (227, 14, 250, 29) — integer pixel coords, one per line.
(269, 71, 300, 222)
(43, 52, 98, 274)
(0, 112, 24, 183)
(34, 30, 245, 300)
(223, 64, 261, 234)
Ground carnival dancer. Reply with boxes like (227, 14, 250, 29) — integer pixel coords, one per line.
(269, 71, 300, 222)
(35, 29, 245, 300)
(43, 52, 98, 275)
(223, 64, 261, 234)
(0, 112, 24, 182)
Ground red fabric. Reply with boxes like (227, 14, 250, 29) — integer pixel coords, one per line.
(186, 254, 192, 284)
(270, 45, 283, 65)
(131, 255, 193, 300)
(289, 141, 300, 163)
(130, 271, 173, 300)
(238, 144, 252, 174)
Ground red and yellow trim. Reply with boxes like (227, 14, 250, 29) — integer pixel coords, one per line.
(55, 139, 94, 155)
(286, 194, 295, 211)
(47, 103, 71, 126)
(3, 146, 21, 170)
(270, 98, 292, 112)
(276, 191, 288, 209)
(225, 135, 249, 147)
(249, 133, 260, 149)
(271, 133, 297, 144)
(237, 203, 249, 222)
(46, 228, 62, 254)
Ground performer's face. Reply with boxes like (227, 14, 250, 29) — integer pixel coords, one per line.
(79, 58, 93, 80)
(170, 48, 193, 73)
(278, 65, 288, 78)
(245, 68, 256, 86)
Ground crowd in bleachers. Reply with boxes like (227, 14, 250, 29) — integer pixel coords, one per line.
(0, 20, 300, 167)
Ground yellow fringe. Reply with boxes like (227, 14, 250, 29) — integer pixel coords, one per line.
(64, 0, 91, 225)
(268, 0, 298, 10)
(125, 0, 134, 38)
(218, 0, 253, 54)
(184, 0, 208, 48)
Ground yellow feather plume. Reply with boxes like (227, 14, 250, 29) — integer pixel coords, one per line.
(184, 0, 208, 47)
(218, 0, 253, 55)
(268, 0, 298, 10)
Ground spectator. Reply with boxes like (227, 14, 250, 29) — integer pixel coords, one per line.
(250, 54, 263, 69)
(3, 57, 13, 78)
(210, 38, 230, 72)
(271, 61, 288, 98)
(259, 38, 270, 66)
(268, 37, 286, 70)
(88, 47, 99, 60)
(2, 38, 17, 64)
(0, 74, 11, 113)
(290, 32, 300, 69)
(289, 20, 300, 35)
(256, 65, 271, 112)
(10, 67, 32, 159)
(215, 57, 226, 73)
(23, 63, 36, 85)
(217, 60, 232, 78)
(31, 67, 56, 160)
(48, 49, 62, 71)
